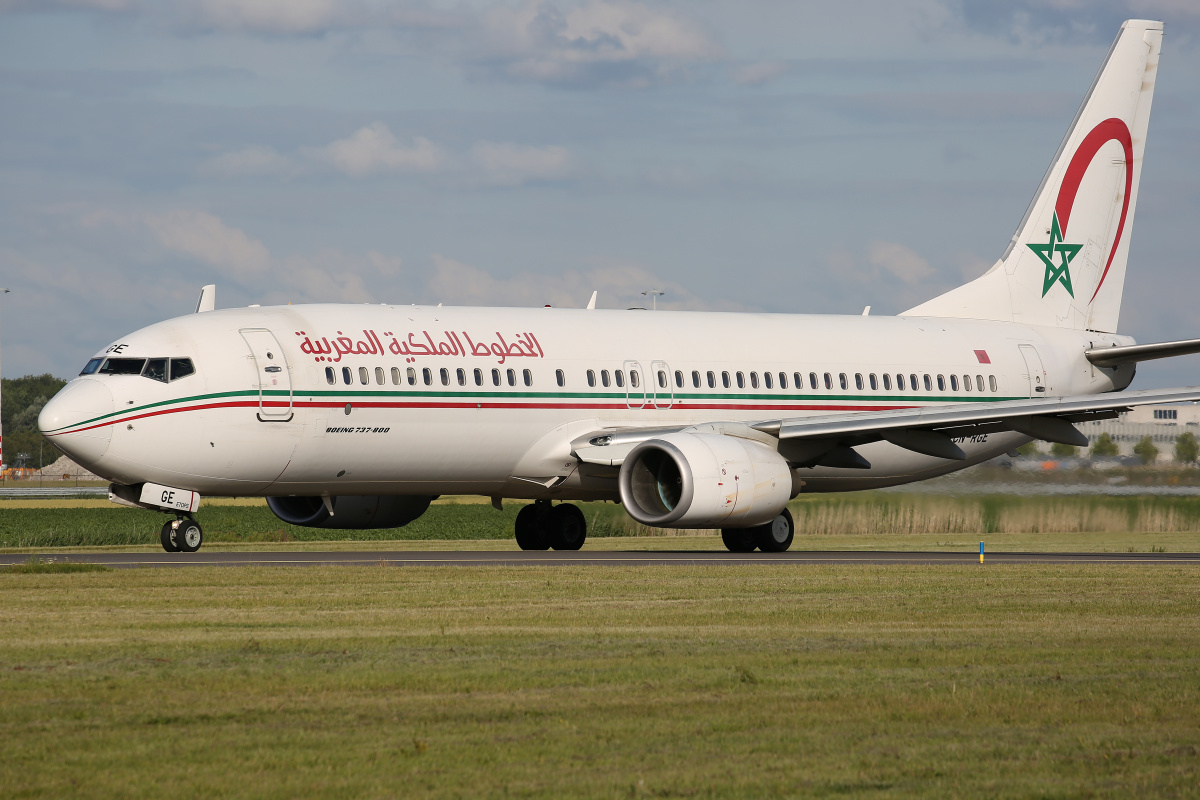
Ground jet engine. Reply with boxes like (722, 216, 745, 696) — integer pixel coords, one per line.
(618, 433, 794, 528)
(266, 495, 434, 529)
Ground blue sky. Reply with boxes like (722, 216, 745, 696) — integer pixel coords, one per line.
(1, 0, 1198, 388)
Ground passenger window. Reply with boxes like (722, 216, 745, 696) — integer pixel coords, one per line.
(170, 358, 195, 381)
(722, 371, 731, 389)
(391, 367, 401, 385)
(923, 374, 932, 392)
(615, 370, 625, 388)
(523, 369, 532, 387)
(962, 374, 971, 392)
(474, 368, 483, 386)
(661, 370, 670, 389)
(80, 358, 104, 376)
(869, 374, 878, 390)
(937, 374, 945, 392)
(342, 367, 352, 385)
(440, 368, 450, 386)
(359, 367, 369, 385)
(839, 373, 848, 390)
(587, 369, 596, 387)
(325, 367, 336, 385)
(882, 374, 891, 390)
(823, 373, 832, 390)
(556, 369, 565, 387)
(376, 367, 385, 385)
(977, 375, 985, 392)
(629, 370, 638, 388)
(810, 373, 819, 390)
(764, 372, 773, 389)
(707, 371, 716, 389)
(989, 375, 998, 392)
(736, 372, 745, 389)
(407, 367, 417, 385)
(492, 368, 501, 387)
(601, 370, 611, 387)
(910, 374, 918, 390)
(457, 368, 466, 386)
(673, 370, 682, 389)
(691, 370, 701, 388)
(750, 372, 759, 389)
(949, 375, 958, 391)
(422, 368, 432, 386)
(780, 372, 789, 389)
(507, 368, 516, 387)
(143, 358, 167, 383)
(854, 373, 863, 391)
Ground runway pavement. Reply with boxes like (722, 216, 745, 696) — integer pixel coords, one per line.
(3, 550, 1200, 568)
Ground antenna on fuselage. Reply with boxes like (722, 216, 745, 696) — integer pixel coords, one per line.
(195, 284, 216, 313)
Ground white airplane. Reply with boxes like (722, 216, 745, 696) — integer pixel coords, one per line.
(38, 20, 1200, 554)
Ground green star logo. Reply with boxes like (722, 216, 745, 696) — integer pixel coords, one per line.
(1027, 212, 1082, 298)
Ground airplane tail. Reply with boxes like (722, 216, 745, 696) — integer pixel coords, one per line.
(903, 19, 1162, 334)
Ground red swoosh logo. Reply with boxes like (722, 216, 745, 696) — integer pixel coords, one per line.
(1053, 117, 1134, 304)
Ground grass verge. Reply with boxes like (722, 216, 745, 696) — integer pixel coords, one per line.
(1, 564, 1197, 798)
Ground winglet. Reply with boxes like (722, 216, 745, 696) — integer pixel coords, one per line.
(586, 290, 597, 310)
(195, 284, 215, 313)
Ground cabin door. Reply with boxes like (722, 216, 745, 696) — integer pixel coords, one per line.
(1018, 344, 1047, 397)
(240, 328, 293, 420)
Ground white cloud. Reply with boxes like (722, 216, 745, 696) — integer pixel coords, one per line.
(469, 141, 571, 185)
(198, 144, 296, 178)
(306, 123, 443, 177)
(142, 209, 272, 275)
(731, 61, 788, 87)
(177, 0, 343, 34)
(479, 0, 721, 88)
(867, 241, 934, 284)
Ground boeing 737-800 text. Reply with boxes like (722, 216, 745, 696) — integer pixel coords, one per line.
(38, 20, 1200, 553)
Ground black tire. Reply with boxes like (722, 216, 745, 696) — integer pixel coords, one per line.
(160, 521, 180, 553)
(721, 528, 758, 553)
(547, 503, 587, 551)
(754, 507, 795, 553)
(176, 519, 203, 553)
(514, 504, 550, 550)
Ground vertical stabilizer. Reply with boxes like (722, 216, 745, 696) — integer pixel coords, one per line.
(904, 20, 1161, 333)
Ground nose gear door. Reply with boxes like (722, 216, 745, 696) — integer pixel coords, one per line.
(240, 328, 293, 420)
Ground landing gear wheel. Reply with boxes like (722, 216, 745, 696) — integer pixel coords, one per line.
(547, 503, 587, 551)
(176, 519, 204, 553)
(754, 508, 795, 553)
(515, 504, 550, 550)
(160, 521, 180, 553)
(721, 528, 758, 553)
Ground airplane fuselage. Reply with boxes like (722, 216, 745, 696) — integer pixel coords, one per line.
(41, 304, 1134, 499)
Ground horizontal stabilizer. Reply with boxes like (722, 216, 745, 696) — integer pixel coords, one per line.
(1086, 337, 1200, 367)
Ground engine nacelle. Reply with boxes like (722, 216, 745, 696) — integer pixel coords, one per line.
(618, 433, 793, 528)
(266, 495, 434, 529)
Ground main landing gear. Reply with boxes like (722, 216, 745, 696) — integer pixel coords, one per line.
(515, 500, 587, 551)
(721, 508, 795, 553)
(160, 516, 204, 553)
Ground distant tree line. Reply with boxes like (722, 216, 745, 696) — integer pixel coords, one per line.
(1017, 430, 1200, 465)
(2, 374, 67, 469)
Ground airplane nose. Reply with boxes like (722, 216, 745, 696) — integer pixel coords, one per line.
(38, 379, 115, 467)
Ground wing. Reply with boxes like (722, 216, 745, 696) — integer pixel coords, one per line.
(572, 386, 1200, 468)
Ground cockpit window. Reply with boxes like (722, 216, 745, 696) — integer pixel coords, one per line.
(99, 358, 146, 375)
(170, 358, 195, 381)
(143, 358, 168, 383)
(80, 358, 103, 376)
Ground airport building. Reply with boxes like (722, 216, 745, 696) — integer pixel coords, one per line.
(1077, 403, 1200, 462)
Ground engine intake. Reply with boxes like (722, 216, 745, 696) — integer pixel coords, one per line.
(267, 495, 434, 529)
(618, 433, 794, 528)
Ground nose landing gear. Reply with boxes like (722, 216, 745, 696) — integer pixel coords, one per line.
(160, 516, 204, 553)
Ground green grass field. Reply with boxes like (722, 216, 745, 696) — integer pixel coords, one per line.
(1, 563, 1198, 798)
(6, 493, 1200, 550)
